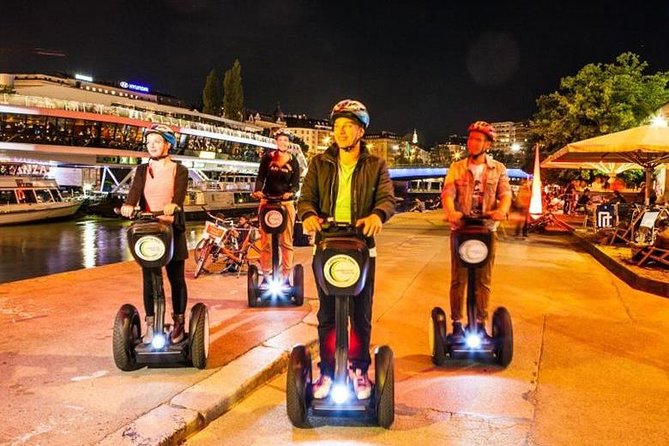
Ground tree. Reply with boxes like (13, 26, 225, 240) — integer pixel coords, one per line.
(223, 59, 244, 121)
(292, 135, 310, 157)
(529, 52, 669, 183)
(202, 68, 223, 116)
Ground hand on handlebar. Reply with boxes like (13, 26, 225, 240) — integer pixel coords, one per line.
(163, 203, 179, 216)
(120, 204, 136, 218)
(487, 209, 507, 221)
(445, 210, 463, 224)
(281, 192, 294, 200)
(355, 214, 383, 237)
(251, 191, 265, 200)
(302, 215, 323, 233)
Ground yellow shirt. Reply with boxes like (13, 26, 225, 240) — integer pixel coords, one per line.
(334, 161, 355, 223)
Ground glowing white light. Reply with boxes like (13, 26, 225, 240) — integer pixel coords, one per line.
(465, 334, 482, 349)
(651, 115, 667, 127)
(331, 385, 350, 404)
(265, 278, 286, 298)
(151, 334, 166, 349)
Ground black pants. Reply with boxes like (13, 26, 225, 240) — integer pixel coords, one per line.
(142, 259, 187, 316)
(315, 257, 376, 376)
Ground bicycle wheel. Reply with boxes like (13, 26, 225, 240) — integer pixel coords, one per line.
(194, 238, 207, 263)
(194, 240, 213, 279)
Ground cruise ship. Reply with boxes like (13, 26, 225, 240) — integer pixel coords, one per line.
(0, 72, 307, 218)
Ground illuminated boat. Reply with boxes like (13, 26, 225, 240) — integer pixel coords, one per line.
(0, 176, 82, 225)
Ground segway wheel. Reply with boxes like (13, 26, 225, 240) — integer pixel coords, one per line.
(429, 307, 448, 365)
(247, 264, 259, 307)
(112, 304, 141, 371)
(194, 240, 212, 279)
(188, 303, 209, 369)
(292, 264, 304, 306)
(492, 307, 513, 367)
(286, 344, 312, 427)
(374, 345, 395, 429)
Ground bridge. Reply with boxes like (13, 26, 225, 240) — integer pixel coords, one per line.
(388, 166, 532, 180)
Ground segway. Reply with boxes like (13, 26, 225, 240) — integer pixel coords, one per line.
(112, 209, 209, 370)
(429, 216, 513, 367)
(247, 194, 304, 307)
(286, 222, 394, 428)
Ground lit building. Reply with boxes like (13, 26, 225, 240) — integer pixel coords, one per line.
(490, 120, 530, 153)
(284, 116, 332, 159)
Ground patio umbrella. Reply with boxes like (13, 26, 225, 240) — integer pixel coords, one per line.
(542, 124, 669, 205)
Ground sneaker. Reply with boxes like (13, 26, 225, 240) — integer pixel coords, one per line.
(353, 369, 372, 400)
(170, 314, 185, 343)
(143, 316, 155, 345)
(312, 374, 333, 399)
(452, 321, 465, 338)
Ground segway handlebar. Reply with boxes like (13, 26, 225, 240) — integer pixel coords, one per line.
(114, 207, 179, 220)
(320, 220, 365, 238)
(252, 192, 295, 202)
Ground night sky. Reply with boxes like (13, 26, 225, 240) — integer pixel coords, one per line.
(1, 1, 667, 145)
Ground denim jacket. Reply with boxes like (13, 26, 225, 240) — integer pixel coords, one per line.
(441, 155, 511, 228)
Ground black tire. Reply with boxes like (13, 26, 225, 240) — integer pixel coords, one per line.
(286, 345, 311, 427)
(188, 303, 209, 369)
(112, 304, 141, 371)
(247, 264, 259, 307)
(292, 264, 304, 306)
(194, 238, 207, 263)
(374, 345, 395, 429)
(492, 307, 513, 367)
(429, 307, 448, 365)
(194, 240, 212, 279)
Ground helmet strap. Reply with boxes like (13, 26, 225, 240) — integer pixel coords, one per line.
(150, 153, 170, 161)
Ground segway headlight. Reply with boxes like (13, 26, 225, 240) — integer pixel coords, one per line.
(266, 278, 286, 298)
(151, 333, 166, 349)
(331, 384, 350, 404)
(458, 239, 488, 264)
(465, 333, 482, 349)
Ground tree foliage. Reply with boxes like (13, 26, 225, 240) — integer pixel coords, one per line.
(202, 68, 223, 116)
(528, 52, 669, 183)
(223, 59, 244, 121)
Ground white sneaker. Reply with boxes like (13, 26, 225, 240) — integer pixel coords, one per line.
(353, 369, 372, 400)
(312, 374, 333, 399)
(143, 317, 154, 345)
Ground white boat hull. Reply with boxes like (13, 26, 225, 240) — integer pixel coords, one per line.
(0, 201, 82, 225)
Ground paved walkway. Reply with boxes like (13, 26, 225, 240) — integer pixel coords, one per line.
(1, 211, 665, 445)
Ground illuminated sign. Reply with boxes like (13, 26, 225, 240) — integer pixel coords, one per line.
(119, 81, 150, 93)
(75, 74, 94, 82)
(0, 163, 50, 177)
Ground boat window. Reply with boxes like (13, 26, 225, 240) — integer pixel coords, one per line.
(35, 189, 55, 203)
(233, 192, 254, 204)
(20, 189, 38, 204)
(50, 189, 63, 202)
(0, 190, 18, 205)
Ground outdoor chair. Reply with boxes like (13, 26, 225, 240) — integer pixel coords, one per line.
(627, 207, 669, 268)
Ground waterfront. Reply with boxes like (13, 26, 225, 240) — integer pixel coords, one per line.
(0, 216, 205, 283)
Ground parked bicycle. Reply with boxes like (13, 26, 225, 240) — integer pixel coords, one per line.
(193, 207, 236, 278)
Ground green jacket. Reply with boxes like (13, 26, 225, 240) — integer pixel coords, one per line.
(297, 142, 395, 240)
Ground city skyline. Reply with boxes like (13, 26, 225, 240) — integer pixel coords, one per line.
(1, 1, 667, 145)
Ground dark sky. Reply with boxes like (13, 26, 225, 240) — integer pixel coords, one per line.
(1, 0, 667, 145)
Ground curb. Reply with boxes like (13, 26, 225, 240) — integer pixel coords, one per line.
(571, 234, 669, 298)
(98, 317, 319, 445)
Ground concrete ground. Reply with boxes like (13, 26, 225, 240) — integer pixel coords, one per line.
(1, 211, 667, 446)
